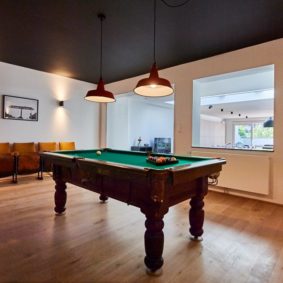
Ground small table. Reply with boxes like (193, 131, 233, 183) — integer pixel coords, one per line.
(41, 148, 225, 273)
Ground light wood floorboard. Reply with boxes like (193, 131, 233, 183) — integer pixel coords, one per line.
(0, 175, 283, 283)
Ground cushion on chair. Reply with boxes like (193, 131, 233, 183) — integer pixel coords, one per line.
(0, 154, 14, 177)
(0, 143, 11, 154)
(59, 142, 76, 150)
(17, 153, 40, 174)
(13, 142, 36, 153)
(0, 143, 14, 178)
(38, 142, 57, 152)
(13, 143, 39, 175)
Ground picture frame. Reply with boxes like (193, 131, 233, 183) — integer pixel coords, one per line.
(2, 95, 39, 121)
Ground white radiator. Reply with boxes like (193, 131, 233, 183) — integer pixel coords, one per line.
(191, 151, 270, 195)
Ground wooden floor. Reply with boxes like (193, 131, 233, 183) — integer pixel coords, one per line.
(1, 175, 283, 283)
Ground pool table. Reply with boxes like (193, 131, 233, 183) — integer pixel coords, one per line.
(41, 148, 225, 273)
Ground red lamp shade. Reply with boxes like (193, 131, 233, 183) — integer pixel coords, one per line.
(85, 78, 115, 103)
(134, 63, 173, 97)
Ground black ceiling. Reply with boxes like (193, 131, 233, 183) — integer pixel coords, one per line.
(0, 0, 282, 84)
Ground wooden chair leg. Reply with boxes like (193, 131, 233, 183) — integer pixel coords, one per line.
(12, 155, 18, 183)
(37, 157, 44, 180)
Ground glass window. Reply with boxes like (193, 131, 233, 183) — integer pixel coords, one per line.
(233, 121, 273, 150)
(234, 124, 252, 148)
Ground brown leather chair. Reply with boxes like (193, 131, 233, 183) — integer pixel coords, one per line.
(59, 142, 76, 150)
(0, 143, 16, 182)
(38, 142, 57, 178)
(13, 142, 40, 182)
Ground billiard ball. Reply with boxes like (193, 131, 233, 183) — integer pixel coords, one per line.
(156, 157, 166, 164)
(96, 150, 101, 155)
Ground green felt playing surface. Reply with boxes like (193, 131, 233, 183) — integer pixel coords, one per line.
(58, 149, 211, 170)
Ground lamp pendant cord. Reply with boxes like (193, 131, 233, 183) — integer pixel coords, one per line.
(153, 0, 156, 64)
(154, 0, 191, 64)
(100, 16, 103, 79)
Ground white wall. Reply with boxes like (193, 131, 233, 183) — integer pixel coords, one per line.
(106, 95, 129, 150)
(104, 39, 283, 205)
(128, 100, 173, 149)
(200, 118, 225, 147)
(0, 62, 100, 149)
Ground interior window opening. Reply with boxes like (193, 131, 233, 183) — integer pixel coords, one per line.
(106, 92, 174, 153)
(192, 65, 274, 151)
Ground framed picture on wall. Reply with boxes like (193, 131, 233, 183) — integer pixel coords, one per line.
(2, 95, 39, 121)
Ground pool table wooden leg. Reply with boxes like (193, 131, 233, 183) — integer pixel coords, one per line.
(54, 179, 67, 214)
(143, 212, 165, 273)
(189, 193, 205, 240)
(99, 194, 108, 202)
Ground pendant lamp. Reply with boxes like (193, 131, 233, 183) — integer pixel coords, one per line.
(263, 117, 274, 127)
(134, 0, 173, 97)
(85, 14, 115, 103)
